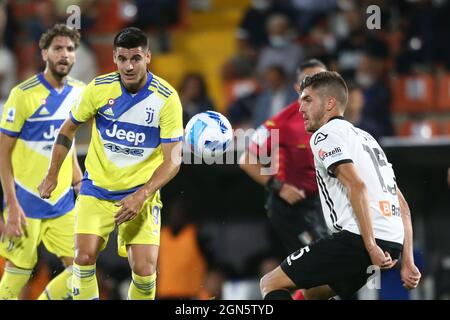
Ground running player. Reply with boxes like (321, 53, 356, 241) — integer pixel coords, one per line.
(38, 27, 183, 300)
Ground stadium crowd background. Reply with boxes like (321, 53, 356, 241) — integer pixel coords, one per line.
(0, 0, 449, 300)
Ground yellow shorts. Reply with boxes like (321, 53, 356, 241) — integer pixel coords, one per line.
(74, 192, 162, 257)
(0, 210, 75, 270)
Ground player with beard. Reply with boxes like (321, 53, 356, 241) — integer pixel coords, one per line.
(0, 24, 84, 299)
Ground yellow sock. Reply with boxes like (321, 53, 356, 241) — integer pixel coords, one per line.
(37, 266, 73, 300)
(71, 263, 99, 300)
(0, 266, 32, 300)
(128, 272, 156, 300)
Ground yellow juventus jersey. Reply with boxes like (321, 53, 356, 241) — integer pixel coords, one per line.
(70, 72, 183, 200)
(0, 73, 85, 218)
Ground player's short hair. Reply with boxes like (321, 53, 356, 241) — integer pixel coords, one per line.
(39, 24, 81, 50)
(113, 27, 149, 50)
(300, 71, 348, 110)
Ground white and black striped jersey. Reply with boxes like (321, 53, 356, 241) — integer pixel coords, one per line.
(310, 117, 404, 245)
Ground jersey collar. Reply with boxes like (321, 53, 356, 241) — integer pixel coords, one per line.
(327, 116, 345, 123)
(119, 71, 153, 100)
(37, 72, 70, 96)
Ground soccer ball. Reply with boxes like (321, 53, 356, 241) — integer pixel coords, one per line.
(184, 111, 233, 158)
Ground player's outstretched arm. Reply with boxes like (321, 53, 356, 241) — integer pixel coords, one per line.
(38, 118, 80, 199)
(334, 162, 397, 269)
(0, 132, 28, 237)
(397, 186, 421, 289)
(114, 141, 182, 225)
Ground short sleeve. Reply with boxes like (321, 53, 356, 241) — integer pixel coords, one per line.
(310, 129, 352, 175)
(0, 88, 28, 137)
(159, 92, 184, 142)
(69, 81, 96, 125)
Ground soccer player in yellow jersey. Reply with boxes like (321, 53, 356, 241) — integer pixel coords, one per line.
(0, 24, 84, 300)
(39, 27, 183, 300)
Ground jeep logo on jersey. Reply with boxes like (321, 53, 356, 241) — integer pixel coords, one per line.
(318, 147, 342, 160)
(105, 123, 146, 146)
(43, 124, 59, 140)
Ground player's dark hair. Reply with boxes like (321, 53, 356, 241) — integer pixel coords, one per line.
(300, 71, 348, 109)
(39, 24, 80, 50)
(113, 27, 149, 50)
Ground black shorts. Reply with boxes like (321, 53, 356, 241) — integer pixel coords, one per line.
(266, 193, 329, 253)
(280, 230, 403, 298)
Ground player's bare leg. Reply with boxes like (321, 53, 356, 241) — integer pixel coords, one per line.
(261, 266, 336, 300)
(126, 244, 159, 300)
(71, 234, 103, 300)
(260, 266, 296, 299)
(302, 285, 335, 300)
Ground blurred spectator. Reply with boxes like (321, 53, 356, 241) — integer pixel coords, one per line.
(251, 65, 297, 127)
(133, 0, 180, 29)
(303, 17, 336, 66)
(222, 35, 258, 83)
(25, 1, 56, 43)
(355, 42, 394, 140)
(222, 34, 260, 118)
(395, 0, 449, 73)
(227, 91, 260, 129)
(256, 13, 304, 81)
(1, 0, 16, 50)
(344, 81, 364, 125)
(291, 0, 337, 36)
(331, 4, 366, 79)
(237, 0, 295, 50)
(179, 73, 214, 126)
(132, 0, 181, 51)
(0, 0, 16, 108)
(157, 197, 207, 300)
(434, 0, 450, 70)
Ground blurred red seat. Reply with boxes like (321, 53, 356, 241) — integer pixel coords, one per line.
(391, 74, 435, 113)
(398, 119, 441, 138)
(436, 74, 450, 112)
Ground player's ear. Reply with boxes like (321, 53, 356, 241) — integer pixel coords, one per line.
(146, 50, 151, 65)
(326, 97, 336, 111)
(41, 49, 48, 62)
(112, 49, 117, 64)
